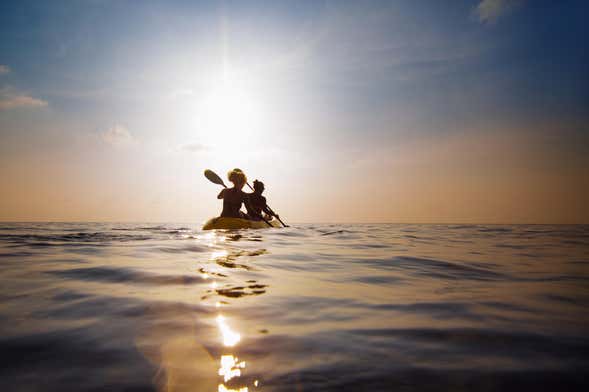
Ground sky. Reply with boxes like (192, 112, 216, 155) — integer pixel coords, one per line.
(0, 0, 588, 223)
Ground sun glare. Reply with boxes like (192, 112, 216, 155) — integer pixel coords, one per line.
(195, 76, 263, 152)
(216, 314, 241, 347)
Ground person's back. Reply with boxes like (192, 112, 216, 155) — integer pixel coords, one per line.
(218, 168, 248, 218)
(219, 188, 247, 218)
(245, 180, 271, 221)
(247, 193, 267, 220)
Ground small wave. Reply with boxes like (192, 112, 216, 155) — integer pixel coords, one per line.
(348, 275, 406, 285)
(478, 227, 513, 233)
(541, 294, 581, 305)
(361, 256, 508, 281)
(0, 232, 153, 245)
(273, 230, 309, 238)
(348, 327, 589, 360)
(0, 251, 34, 258)
(211, 283, 268, 298)
(447, 225, 478, 230)
(495, 243, 529, 249)
(48, 266, 205, 286)
(320, 230, 354, 236)
(153, 245, 208, 254)
(52, 291, 90, 302)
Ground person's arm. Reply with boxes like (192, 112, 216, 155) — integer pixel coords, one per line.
(261, 196, 274, 216)
(217, 189, 226, 199)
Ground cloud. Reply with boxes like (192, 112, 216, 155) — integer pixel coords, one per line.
(0, 90, 48, 110)
(178, 142, 209, 153)
(474, 0, 520, 24)
(101, 124, 133, 146)
(0, 72, 48, 110)
(168, 88, 195, 100)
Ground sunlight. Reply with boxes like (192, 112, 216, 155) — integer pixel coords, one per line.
(211, 249, 229, 259)
(218, 354, 246, 382)
(216, 315, 241, 347)
(196, 232, 225, 247)
(195, 75, 263, 153)
(218, 384, 248, 392)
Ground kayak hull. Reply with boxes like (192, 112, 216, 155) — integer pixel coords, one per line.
(202, 216, 281, 230)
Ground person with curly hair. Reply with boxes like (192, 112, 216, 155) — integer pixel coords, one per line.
(217, 168, 249, 218)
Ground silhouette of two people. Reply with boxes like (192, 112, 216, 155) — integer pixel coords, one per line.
(217, 168, 276, 221)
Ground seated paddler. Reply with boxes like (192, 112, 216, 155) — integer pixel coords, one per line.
(245, 180, 277, 221)
(217, 168, 249, 219)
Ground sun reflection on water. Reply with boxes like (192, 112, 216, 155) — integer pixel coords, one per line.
(215, 314, 257, 391)
(219, 354, 246, 382)
(207, 233, 263, 392)
(196, 231, 226, 247)
(218, 384, 248, 392)
(211, 249, 229, 259)
(216, 315, 241, 347)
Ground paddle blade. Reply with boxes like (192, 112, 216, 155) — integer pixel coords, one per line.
(204, 169, 226, 187)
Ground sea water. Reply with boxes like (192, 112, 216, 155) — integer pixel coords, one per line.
(0, 223, 588, 391)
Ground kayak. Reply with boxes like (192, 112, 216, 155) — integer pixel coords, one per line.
(202, 216, 281, 230)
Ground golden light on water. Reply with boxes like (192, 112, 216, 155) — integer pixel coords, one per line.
(212, 250, 229, 259)
(218, 354, 246, 382)
(216, 315, 241, 347)
(197, 232, 226, 248)
(207, 234, 260, 391)
(215, 314, 253, 392)
(218, 384, 248, 392)
(217, 354, 249, 392)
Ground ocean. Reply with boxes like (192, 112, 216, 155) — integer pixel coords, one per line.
(0, 223, 588, 391)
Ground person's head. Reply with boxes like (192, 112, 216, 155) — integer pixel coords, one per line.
(253, 179, 265, 194)
(227, 168, 247, 189)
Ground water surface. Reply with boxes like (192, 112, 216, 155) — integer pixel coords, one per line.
(1, 223, 588, 391)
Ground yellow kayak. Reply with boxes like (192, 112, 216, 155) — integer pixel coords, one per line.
(202, 216, 281, 230)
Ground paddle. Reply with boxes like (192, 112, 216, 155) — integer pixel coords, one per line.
(245, 182, 289, 227)
(204, 169, 274, 228)
(204, 169, 227, 188)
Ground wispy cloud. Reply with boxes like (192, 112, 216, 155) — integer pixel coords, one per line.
(0, 67, 49, 111)
(0, 89, 48, 110)
(101, 124, 133, 146)
(178, 142, 208, 153)
(474, 0, 521, 24)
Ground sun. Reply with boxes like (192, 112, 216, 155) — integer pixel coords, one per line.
(194, 77, 262, 152)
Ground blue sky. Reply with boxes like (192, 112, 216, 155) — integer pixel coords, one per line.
(1, 0, 588, 222)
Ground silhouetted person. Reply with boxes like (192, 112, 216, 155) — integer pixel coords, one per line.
(246, 180, 276, 221)
(218, 168, 249, 218)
